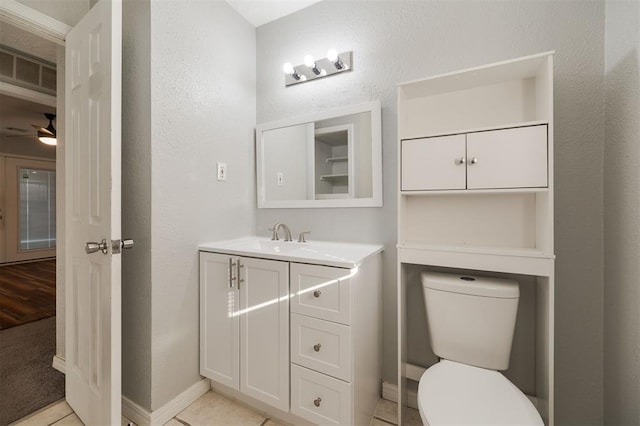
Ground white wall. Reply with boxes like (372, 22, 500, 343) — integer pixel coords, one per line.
(603, 1, 640, 424)
(256, 1, 606, 424)
(148, 0, 256, 410)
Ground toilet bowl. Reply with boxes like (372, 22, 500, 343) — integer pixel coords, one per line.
(418, 272, 543, 426)
(418, 360, 543, 425)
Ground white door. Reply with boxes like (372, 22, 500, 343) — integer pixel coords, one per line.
(239, 257, 289, 411)
(466, 125, 548, 189)
(199, 252, 240, 390)
(401, 134, 467, 191)
(65, 0, 122, 424)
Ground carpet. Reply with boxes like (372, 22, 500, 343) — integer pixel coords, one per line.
(0, 316, 64, 425)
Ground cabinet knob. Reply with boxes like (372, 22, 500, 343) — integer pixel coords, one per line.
(313, 290, 322, 298)
(456, 157, 466, 165)
(470, 157, 478, 164)
(313, 343, 322, 352)
(314, 397, 322, 407)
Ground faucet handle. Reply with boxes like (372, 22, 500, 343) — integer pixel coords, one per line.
(297, 231, 310, 243)
(269, 227, 279, 241)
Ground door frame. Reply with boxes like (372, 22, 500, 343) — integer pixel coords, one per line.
(0, 0, 71, 372)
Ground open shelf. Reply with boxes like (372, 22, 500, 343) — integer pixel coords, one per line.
(320, 174, 349, 181)
(326, 157, 348, 163)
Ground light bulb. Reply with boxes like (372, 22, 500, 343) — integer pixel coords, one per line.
(282, 62, 295, 75)
(39, 136, 57, 146)
(304, 55, 315, 68)
(327, 49, 338, 62)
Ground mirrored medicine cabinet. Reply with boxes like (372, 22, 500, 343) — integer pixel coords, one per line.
(256, 100, 382, 208)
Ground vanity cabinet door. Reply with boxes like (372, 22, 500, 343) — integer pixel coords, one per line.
(401, 134, 467, 191)
(199, 252, 239, 390)
(239, 257, 290, 412)
(466, 125, 548, 189)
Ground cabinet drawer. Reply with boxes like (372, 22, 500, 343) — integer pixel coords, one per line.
(466, 125, 548, 189)
(290, 263, 352, 325)
(401, 134, 466, 191)
(291, 364, 352, 425)
(291, 313, 352, 381)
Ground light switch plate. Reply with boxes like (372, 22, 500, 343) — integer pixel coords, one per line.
(217, 162, 227, 181)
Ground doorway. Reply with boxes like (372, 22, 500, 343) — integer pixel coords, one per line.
(0, 20, 63, 426)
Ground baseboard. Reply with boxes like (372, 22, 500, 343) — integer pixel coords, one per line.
(382, 381, 418, 409)
(52, 355, 66, 374)
(122, 378, 210, 426)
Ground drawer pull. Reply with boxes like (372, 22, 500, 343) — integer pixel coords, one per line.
(314, 397, 322, 407)
(313, 290, 322, 298)
(313, 343, 322, 352)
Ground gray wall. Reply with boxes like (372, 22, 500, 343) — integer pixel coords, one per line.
(603, 1, 640, 424)
(122, 0, 153, 410)
(121, 0, 256, 412)
(256, 1, 605, 424)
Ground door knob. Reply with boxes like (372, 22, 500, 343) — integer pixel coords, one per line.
(470, 157, 478, 164)
(313, 343, 322, 352)
(313, 290, 322, 298)
(111, 238, 135, 254)
(314, 397, 322, 407)
(85, 239, 108, 254)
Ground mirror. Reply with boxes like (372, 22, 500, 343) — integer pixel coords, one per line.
(256, 100, 382, 208)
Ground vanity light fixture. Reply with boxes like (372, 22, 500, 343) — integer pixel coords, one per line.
(283, 50, 353, 87)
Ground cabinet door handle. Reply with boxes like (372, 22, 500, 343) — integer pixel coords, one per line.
(313, 343, 322, 352)
(229, 258, 237, 289)
(237, 262, 244, 290)
(470, 157, 478, 164)
(314, 397, 322, 407)
(456, 157, 466, 165)
(313, 290, 322, 298)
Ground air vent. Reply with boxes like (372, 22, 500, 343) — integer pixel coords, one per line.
(0, 45, 56, 95)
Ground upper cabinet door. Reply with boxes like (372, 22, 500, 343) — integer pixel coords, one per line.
(466, 125, 548, 189)
(401, 134, 466, 191)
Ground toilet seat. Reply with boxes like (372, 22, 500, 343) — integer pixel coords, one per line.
(418, 360, 543, 426)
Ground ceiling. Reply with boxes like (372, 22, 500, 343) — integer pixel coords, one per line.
(0, 94, 56, 142)
(225, 0, 323, 27)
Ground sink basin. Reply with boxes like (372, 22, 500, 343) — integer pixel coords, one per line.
(227, 238, 302, 253)
(199, 237, 383, 268)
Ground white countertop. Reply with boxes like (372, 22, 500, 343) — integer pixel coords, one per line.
(199, 237, 383, 269)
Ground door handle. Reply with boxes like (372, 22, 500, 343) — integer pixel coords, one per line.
(85, 239, 109, 254)
(111, 239, 134, 254)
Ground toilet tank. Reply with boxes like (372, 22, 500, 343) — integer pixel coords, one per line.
(422, 272, 519, 371)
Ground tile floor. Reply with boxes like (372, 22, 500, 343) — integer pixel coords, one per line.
(12, 390, 422, 426)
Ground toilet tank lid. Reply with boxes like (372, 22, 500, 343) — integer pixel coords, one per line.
(421, 272, 519, 299)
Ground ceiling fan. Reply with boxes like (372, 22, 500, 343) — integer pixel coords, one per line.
(32, 113, 57, 145)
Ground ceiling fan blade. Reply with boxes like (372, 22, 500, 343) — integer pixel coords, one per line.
(31, 124, 55, 136)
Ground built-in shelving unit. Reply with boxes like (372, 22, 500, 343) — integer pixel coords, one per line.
(397, 52, 555, 425)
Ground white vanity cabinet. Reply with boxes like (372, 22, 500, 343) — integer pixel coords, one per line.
(199, 252, 290, 412)
(401, 125, 548, 191)
(199, 238, 382, 426)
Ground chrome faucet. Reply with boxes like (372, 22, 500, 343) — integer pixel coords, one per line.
(271, 223, 293, 241)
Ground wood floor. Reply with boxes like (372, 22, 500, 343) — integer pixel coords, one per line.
(0, 260, 56, 330)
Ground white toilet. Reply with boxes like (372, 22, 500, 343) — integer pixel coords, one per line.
(418, 272, 543, 426)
